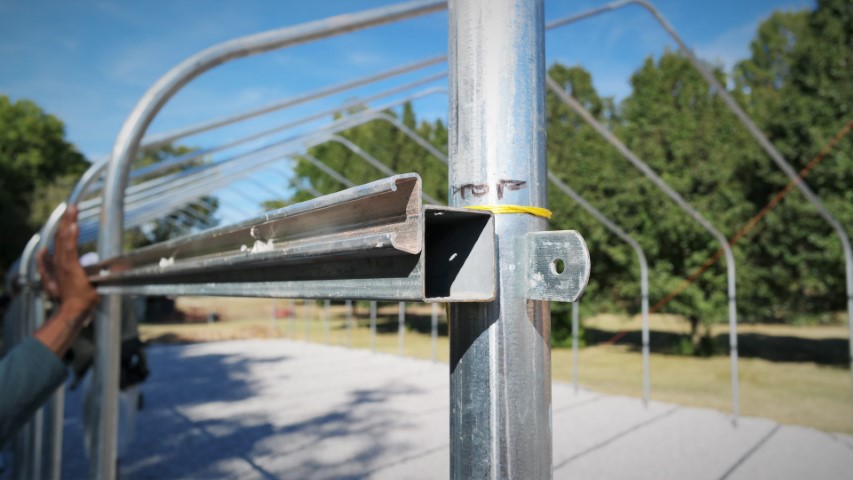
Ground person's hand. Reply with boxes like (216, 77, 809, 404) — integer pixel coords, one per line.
(35, 205, 99, 318)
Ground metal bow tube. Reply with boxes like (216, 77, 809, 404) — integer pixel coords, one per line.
(548, 172, 651, 406)
(547, 76, 741, 423)
(74, 88, 452, 240)
(546, 0, 853, 393)
(141, 54, 447, 151)
(95, 3, 448, 475)
(76, 82, 448, 215)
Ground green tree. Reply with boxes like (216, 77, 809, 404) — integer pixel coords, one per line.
(545, 64, 637, 342)
(280, 102, 448, 205)
(0, 96, 89, 287)
(735, 0, 853, 322)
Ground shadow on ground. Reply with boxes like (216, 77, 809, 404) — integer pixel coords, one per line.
(584, 328, 848, 366)
(61, 343, 434, 479)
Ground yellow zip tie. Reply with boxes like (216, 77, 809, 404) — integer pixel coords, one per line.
(464, 204, 552, 220)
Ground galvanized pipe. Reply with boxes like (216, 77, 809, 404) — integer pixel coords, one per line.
(398, 301, 405, 355)
(431, 302, 439, 362)
(370, 301, 377, 353)
(345, 300, 353, 347)
(448, 0, 552, 477)
(304, 299, 312, 341)
(288, 299, 296, 339)
(142, 55, 447, 150)
(14, 234, 42, 480)
(80, 89, 449, 224)
(323, 300, 330, 343)
(110, 76, 448, 189)
(572, 301, 580, 394)
(548, 172, 650, 405)
(95, 4, 447, 476)
(547, 76, 740, 422)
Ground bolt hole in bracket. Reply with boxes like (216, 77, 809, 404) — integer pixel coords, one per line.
(526, 231, 591, 302)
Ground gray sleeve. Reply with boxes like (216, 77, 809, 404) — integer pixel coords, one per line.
(0, 337, 68, 446)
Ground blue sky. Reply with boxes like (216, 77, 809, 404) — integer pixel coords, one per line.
(0, 0, 813, 224)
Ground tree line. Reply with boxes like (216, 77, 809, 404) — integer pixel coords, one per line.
(1, 0, 848, 348)
(290, 0, 852, 344)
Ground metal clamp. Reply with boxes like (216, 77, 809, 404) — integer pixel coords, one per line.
(525, 230, 590, 302)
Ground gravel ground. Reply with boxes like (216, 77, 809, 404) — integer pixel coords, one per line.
(59, 339, 853, 479)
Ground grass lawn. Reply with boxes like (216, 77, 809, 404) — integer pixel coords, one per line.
(139, 297, 853, 434)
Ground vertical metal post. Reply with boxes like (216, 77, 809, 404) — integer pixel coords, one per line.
(641, 285, 650, 407)
(548, 78, 740, 422)
(16, 234, 43, 480)
(431, 303, 439, 362)
(548, 173, 650, 405)
(304, 300, 311, 341)
(572, 302, 580, 394)
(41, 380, 64, 480)
(370, 301, 377, 353)
(323, 299, 331, 344)
(288, 299, 295, 339)
(345, 300, 353, 347)
(398, 302, 405, 355)
(270, 300, 277, 336)
(448, 0, 551, 477)
(91, 5, 449, 477)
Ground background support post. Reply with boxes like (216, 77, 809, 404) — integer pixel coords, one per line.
(398, 302, 405, 355)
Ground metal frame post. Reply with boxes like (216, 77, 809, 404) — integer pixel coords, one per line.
(270, 300, 278, 336)
(548, 173, 650, 404)
(345, 300, 353, 347)
(448, 0, 552, 477)
(370, 301, 377, 353)
(431, 303, 439, 362)
(288, 299, 296, 338)
(397, 302, 405, 355)
(572, 301, 580, 393)
(304, 300, 312, 341)
(548, 78, 740, 422)
(547, 0, 853, 393)
(93, 5, 446, 475)
(323, 299, 331, 343)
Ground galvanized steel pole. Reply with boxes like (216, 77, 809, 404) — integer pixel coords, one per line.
(288, 299, 296, 339)
(398, 302, 405, 355)
(572, 301, 580, 394)
(431, 303, 439, 362)
(323, 299, 331, 343)
(346, 300, 353, 347)
(548, 172, 650, 405)
(448, 0, 552, 477)
(94, 4, 447, 475)
(370, 301, 377, 353)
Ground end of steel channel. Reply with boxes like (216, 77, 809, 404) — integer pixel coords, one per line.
(87, 173, 496, 303)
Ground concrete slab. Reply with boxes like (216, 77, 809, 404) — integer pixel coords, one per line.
(726, 425, 853, 480)
(57, 339, 853, 479)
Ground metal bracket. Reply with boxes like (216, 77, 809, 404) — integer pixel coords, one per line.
(525, 230, 590, 302)
(87, 174, 495, 303)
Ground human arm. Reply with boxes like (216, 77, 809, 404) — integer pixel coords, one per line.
(33, 204, 99, 357)
(0, 205, 98, 445)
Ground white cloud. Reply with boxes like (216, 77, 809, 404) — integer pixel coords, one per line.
(345, 51, 386, 67)
(694, 20, 759, 72)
